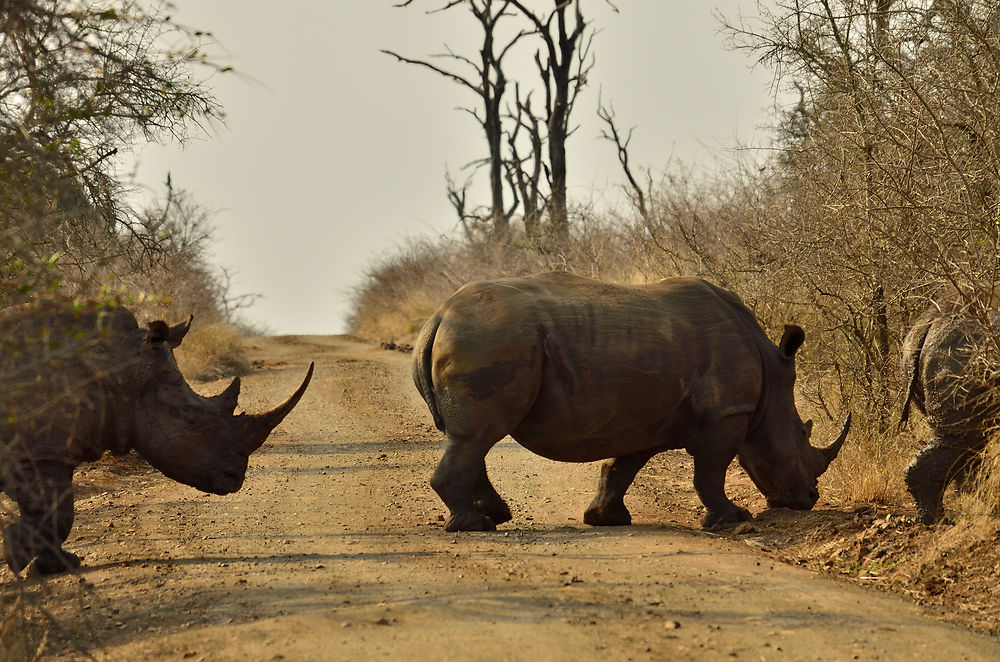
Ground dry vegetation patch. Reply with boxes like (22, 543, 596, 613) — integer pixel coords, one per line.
(708, 466, 1000, 635)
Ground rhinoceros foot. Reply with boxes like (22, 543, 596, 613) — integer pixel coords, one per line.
(474, 498, 512, 526)
(3, 522, 39, 573)
(445, 511, 498, 532)
(583, 501, 632, 526)
(30, 549, 81, 577)
(702, 506, 752, 531)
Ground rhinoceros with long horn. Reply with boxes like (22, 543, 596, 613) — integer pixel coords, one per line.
(412, 272, 851, 532)
(0, 300, 313, 575)
(900, 295, 1000, 524)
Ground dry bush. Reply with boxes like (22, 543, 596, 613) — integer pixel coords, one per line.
(174, 322, 252, 383)
(349, 212, 638, 343)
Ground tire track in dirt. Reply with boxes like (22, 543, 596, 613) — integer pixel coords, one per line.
(10, 335, 1000, 661)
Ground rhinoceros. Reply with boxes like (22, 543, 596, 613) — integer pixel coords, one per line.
(900, 297, 1000, 524)
(412, 272, 850, 531)
(0, 299, 313, 575)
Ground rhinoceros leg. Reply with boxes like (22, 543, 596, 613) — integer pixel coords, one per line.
(3, 462, 80, 576)
(952, 452, 983, 493)
(473, 465, 512, 525)
(905, 434, 980, 525)
(583, 448, 660, 526)
(692, 417, 752, 530)
(432, 435, 502, 532)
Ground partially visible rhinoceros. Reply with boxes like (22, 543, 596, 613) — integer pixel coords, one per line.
(412, 272, 850, 532)
(0, 299, 313, 575)
(900, 297, 1000, 524)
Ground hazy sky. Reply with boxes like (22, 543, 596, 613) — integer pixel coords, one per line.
(130, 1, 779, 335)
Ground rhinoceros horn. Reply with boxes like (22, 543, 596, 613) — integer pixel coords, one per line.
(239, 362, 314, 453)
(209, 377, 242, 413)
(817, 412, 852, 473)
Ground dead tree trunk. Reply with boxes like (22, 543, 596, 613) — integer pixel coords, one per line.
(384, 0, 528, 239)
(512, 0, 595, 247)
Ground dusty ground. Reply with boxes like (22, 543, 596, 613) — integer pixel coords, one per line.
(4, 334, 1000, 661)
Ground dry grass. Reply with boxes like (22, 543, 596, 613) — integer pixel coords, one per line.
(960, 435, 1000, 523)
(0, 595, 47, 662)
(823, 428, 915, 506)
(173, 322, 251, 382)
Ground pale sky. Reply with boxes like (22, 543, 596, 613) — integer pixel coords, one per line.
(129, 1, 778, 335)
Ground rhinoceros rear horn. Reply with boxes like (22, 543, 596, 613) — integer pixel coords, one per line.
(210, 377, 242, 413)
(816, 412, 852, 474)
(240, 362, 314, 454)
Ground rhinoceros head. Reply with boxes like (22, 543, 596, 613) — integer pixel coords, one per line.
(737, 325, 850, 511)
(127, 316, 313, 495)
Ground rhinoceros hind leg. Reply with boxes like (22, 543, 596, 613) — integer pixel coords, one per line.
(905, 435, 977, 525)
(584, 449, 659, 526)
(444, 511, 497, 532)
(702, 506, 752, 530)
(432, 435, 503, 532)
(473, 466, 511, 525)
(952, 452, 984, 494)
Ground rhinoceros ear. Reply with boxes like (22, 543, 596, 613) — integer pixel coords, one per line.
(146, 320, 170, 346)
(779, 325, 805, 359)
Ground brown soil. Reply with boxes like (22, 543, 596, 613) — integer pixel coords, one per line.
(4, 334, 1000, 661)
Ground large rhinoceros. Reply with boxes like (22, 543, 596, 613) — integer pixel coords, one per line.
(412, 272, 850, 531)
(0, 299, 313, 575)
(900, 297, 1000, 524)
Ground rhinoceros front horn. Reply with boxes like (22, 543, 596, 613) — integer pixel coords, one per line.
(816, 412, 852, 474)
(239, 362, 314, 453)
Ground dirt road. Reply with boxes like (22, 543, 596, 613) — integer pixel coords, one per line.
(10, 335, 1000, 660)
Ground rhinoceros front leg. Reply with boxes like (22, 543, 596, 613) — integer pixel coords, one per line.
(692, 418, 751, 530)
(4, 462, 80, 576)
(584, 448, 660, 526)
(431, 435, 506, 532)
(905, 434, 979, 525)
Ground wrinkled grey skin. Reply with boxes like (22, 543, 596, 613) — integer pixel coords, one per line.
(412, 272, 850, 532)
(900, 301, 1000, 524)
(0, 300, 313, 576)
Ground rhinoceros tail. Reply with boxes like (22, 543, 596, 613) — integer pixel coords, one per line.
(899, 319, 931, 428)
(413, 312, 446, 432)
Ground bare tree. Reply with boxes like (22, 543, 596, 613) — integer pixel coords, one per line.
(505, 83, 546, 236)
(388, 0, 615, 247)
(384, 1, 529, 238)
(510, 0, 599, 245)
(598, 99, 651, 224)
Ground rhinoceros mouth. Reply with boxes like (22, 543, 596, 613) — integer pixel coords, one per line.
(197, 471, 245, 495)
(766, 485, 819, 511)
